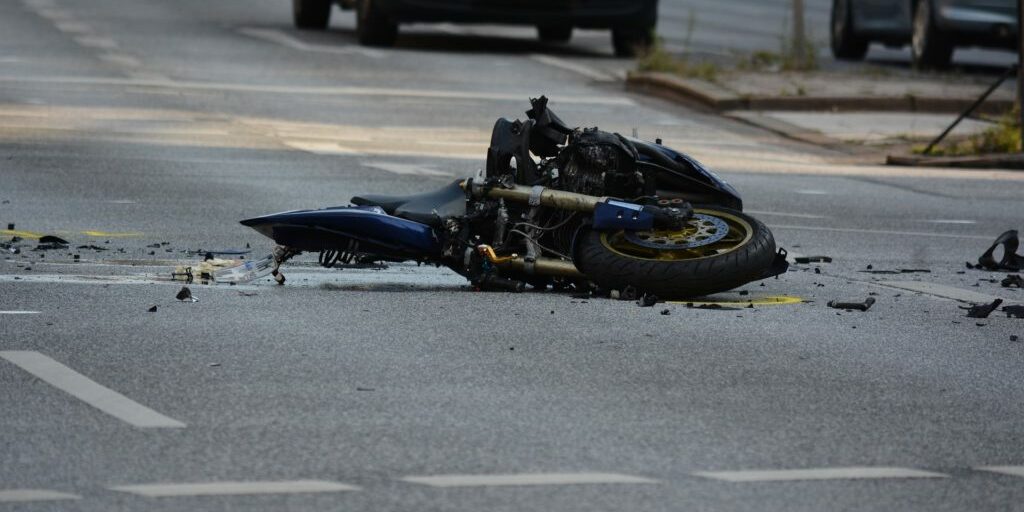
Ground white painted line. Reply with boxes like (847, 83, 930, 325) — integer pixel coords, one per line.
(110, 480, 360, 497)
(0, 351, 186, 428)
(694, 467, 948, 482)
(770, 224, 994, 240)
(927, 219, 976, 225)
(0, 311, 41, 314)
(877, 281, 1007, 304)
(400, 472, 659, 488)
(976, 466, 1024, 478)
(0, 489, 80, 503)
(282, 140, 358, 155)
(97, 53, 141, 67)
(529, 55, 616, 82)
(54, 21, 92, 34)
(35, 8, 73, 21)
(745, 210, 828, 220)
(74, 36, 118, 50)
(238, 27, 385, 58)
(795, 189, 829, 195)
(0, 76, 636, 106)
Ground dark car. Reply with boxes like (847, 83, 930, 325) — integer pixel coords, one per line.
(292, 0, 658, 57)
(831, 0, 1018, 67)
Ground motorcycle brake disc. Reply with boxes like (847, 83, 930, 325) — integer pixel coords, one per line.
(624, 213, 729, 250)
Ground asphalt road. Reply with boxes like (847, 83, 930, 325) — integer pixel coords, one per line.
(2, 1, 1024, 511)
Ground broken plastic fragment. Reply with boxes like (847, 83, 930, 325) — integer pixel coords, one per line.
(960, 299, 1002, 319)
(976, 230, 1024, 271)
(147, 305, 158, 313)
(35, 235, 69, 251)
(1004, 305, 1024, 319)
(794, 256, 832, 264)
(827, 298, 875, 312)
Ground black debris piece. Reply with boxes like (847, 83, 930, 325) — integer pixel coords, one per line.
(1004, 305, 1024, 319)
(209, 363, 221, 367)
(175, 286, 197, 302)
(72, 254, 79, 261)
(976, 323, 986, 327)
(975, 230, 1024, 271)
(1002, 275, 1024, 288)
(6, 223, 13, 230)
(738, 290, 749, 296)
(960, 299, 1002, 319)
(858, 270, 900, 274)
(660, 309, 671, 315)
(203, 252, 214, 261)
(637, 294, 658, 307)
(77, 245, 108, 251)
(35, 235, 69, 251)
(827, 297, 876, 312)
(1011, 335, 1020, 342)
(147, 243, 161, 248)
(147, 305, 158, 312)
(966, 261, 975, 269)
(794, 256, 832, 264)
(237, 291, 258, 297)
(814, 267, 821, 274)
(866, 264, 873, 270)
(899, 269, 931, 274)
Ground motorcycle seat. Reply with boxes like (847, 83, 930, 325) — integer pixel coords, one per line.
(351, 179, 466, 227)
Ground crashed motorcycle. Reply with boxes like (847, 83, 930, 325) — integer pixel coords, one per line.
(241, 97, 787, 299)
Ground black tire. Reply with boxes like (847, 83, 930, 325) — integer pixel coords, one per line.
(574, 207, 778, 299)
(911, 0, 953, 69)
(357, 0, 398, 47)
(612, 27, 653, 58)
(538, 26, 573, 43)
(830, 0, 868, 60)
(293, 0, 332, 30)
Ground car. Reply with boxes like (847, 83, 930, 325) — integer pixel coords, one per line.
(291, 0, 658, 57)
(830, 0, 1018, 68)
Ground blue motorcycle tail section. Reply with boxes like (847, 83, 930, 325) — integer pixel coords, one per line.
(240, 206, 440, 257)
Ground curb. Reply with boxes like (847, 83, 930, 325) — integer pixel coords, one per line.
(886, 153, 1024, 170)
(626, 71, 1014, 114)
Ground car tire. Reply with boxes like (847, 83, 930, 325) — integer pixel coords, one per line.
(357, 0, 398, 47)
(612, 27, 653, 58)
(830, 0, 868, 60)
(293, 0, 332, 30)
(538, 26, 573, 43)
(911, 0, 953, 69)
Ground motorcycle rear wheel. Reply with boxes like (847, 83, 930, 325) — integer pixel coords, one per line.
(574, 207, 778, 299)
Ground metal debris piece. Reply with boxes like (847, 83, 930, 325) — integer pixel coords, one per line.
(827, 297, 876, 312)
(1004, 305, 1024, 319)
(794, 256, 832, 264)
(1002, 275, 1024, 288)
(175, 286, 198, 302)
(960, 299, 1003, 318)
(975, 230, 1024, 271)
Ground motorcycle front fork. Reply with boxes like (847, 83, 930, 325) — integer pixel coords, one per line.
(271, 245, 301, 285)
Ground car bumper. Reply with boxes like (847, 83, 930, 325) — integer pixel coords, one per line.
(375, 0, 657, 28)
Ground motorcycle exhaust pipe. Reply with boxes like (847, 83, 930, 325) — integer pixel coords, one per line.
(463, 180, 606, 213)
(477, 245, 584, 278)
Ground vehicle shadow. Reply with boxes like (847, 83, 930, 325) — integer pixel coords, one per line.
(325, 27, 618, 59)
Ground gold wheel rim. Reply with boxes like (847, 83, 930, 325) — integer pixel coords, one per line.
(600, 209, 754, 262)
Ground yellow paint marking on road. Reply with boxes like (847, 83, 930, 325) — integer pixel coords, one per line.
(81, 230, 142, 238)
(0, 230, 44, 239)
(668, 295, 804, 307)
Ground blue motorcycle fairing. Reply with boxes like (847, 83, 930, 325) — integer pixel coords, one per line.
(240, 205, 440, 257)
(629, 138, 744, 211)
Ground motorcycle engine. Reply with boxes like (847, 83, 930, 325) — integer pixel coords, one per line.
(560, 128, 644, 198)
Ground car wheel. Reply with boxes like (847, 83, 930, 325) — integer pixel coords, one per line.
(830, 0, 868, 60)
(293, 0, 332, 30)
(911, 0, 953, 69)
(612, 27, 653, 58)
(356, 0, 398, 47)
(537, 26, 573, 43)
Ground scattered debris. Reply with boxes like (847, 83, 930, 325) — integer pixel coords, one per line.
(356, 387, 375, 391)
(899, 269, 931, 273)
(960, 299, 1002, 319)
(1012, 335, 1020, 342)
(76, 244, 108, 251)
(975, 230, 1024, 271)
(794, 256, 832, 264)
(637, 294, 658, 307)
(814, 267, 821, 274)
(827, 298, 876, 312)
(1004, 305, 1024, 319)
(859, 269, 900, 274)
(1002, 275, 1024, 288)
(738, 290, 749, 296)
(147, 305, 158, 313)
(866, 264, 873, 270)
(237, 291, 258, 297)
(35, 235, 69, 251)
(660, 309, 671, 315)
(209, 363, 221, 367)
(175, 286, 198, 302)
(6, 223, 13, 230)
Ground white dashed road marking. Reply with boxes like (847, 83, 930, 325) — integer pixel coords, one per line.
(745, 210, 829, 219)
(927, 219, 976, 224)
(770, 224, 994, 240)
(0, 351, 186, 428)
(74, 36, 118, 50)
(878, 281, 1008, 304)
(400, 472, 659, 488)
(529, 55, 616, 82)
(0, 489, 80, 503)
(795, 189, 829, 195)
(0, 311, 41, 314)
(694, 467, 949, 482)
(362, 161, 452, 177)
(976, 466, 1024, 477)
(109, 480, 360, 497)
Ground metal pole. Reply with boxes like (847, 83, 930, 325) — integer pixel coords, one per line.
(793, 0, 806, 67)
